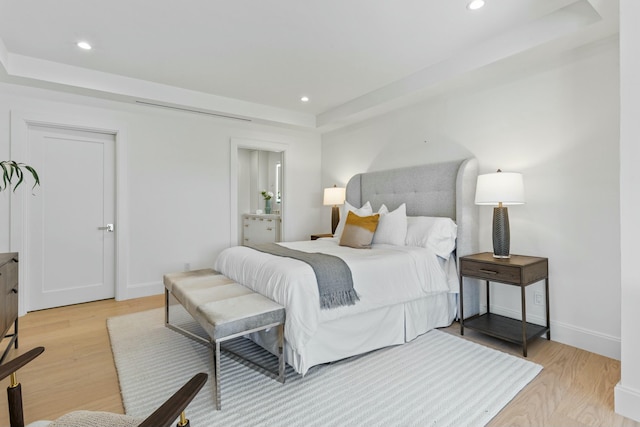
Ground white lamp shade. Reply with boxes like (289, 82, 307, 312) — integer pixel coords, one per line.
(323, 187, 346, 206)
(475, 172, 525, 205)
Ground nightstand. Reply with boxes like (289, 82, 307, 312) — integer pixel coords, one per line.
(310, 233, 333, 240)
(459, 252, 550, 357)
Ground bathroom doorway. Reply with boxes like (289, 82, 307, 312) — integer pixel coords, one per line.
(230, 138, 288, 246)
(238, 149, 282, 216)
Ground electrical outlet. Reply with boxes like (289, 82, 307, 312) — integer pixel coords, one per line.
(534, 291, 544, 306)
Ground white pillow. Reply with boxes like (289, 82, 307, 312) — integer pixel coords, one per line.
(405, 216, 457, 258)
(334, 201, 372, 240)
(372, 203, 407, 246)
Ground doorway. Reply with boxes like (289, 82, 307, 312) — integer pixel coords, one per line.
(10, 111, 129, 316)
(25, 124, 116, 311)
(238, 149, 283, 216)
(230, 138, 288, 246)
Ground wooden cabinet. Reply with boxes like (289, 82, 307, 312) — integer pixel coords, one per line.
(242, 214, 281, 245)
(459, 252, 549, 357)
(0, 252, 19, 363)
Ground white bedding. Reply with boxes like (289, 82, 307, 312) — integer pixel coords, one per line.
(213, 239, 458, 355)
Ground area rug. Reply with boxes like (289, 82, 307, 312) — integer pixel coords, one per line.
(107, 308, 542, 427)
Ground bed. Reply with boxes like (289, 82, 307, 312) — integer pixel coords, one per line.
(213, 158, 480, 375)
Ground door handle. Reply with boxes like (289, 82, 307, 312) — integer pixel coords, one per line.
(98, 224, 115, 232)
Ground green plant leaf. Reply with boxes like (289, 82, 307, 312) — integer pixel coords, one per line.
(0, 162, 9, 191)
(0, 160, 40, 193)
(24, 165, 40, 189)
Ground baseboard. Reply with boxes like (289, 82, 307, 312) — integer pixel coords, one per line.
(615, 383, 640, 422)
(485, 303, 621, 360)
(118, 280, 164, 301)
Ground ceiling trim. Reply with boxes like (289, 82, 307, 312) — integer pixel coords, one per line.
(316, 0, 605, 131)
(0, 37, 8, 71)
(0, 51, 317, 129)
(0, 0, 618, 133)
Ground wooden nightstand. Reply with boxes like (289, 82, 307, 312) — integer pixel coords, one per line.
(310, 233, 333, 240)
(459, 252, 550, 357)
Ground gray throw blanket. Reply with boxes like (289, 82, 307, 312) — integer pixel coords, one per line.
(247, 243, 359, 310)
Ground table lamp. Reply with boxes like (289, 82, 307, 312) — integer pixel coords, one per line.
(323, 185, 346, 235)
(475, 170, 525, 258)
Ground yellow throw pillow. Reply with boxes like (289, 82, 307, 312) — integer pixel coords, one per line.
(339, 211, 380, 249)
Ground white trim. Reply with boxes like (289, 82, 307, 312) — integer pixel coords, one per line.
(615, 383, 640, 422)
(487, 303, 621, 360)
(114, 127, 129, 301)
(229, 138, 288, 247)
(0, 37, 8, 72)
(10, 110, 129, 314)
(4, 53, 315, 129)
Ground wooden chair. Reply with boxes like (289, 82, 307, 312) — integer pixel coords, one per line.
(1, 347, 207, 427)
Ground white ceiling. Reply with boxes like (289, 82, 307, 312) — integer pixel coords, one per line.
(0, 0, 618, 131)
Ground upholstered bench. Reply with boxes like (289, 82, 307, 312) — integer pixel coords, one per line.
(163, 268, 286, 410)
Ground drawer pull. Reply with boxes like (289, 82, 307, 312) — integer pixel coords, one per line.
(479, 269, 499, 275)
(266, 227, 273, 231)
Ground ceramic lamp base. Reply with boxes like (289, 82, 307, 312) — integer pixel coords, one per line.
(331, 206, 340, 235)
(492, 206, 511, 258)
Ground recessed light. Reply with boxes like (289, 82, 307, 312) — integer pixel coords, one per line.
(467, 0, 485, 10)
(300, 96, 309, 102)
(77, 41, 92, 50)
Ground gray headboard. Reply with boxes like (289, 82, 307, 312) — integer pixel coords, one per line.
(345, 158, 480, 317)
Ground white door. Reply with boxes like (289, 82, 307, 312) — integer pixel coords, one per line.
(26, 124, 115, 311)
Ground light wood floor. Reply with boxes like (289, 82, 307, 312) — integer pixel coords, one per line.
(0, 295, 638, 426)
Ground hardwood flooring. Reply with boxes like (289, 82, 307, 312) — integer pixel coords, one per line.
(0, 295, 164, 425)
(0, 295, 638, 426)
(440, 325, 639, 427)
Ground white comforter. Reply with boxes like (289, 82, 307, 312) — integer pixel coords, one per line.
(213, 239, 458, 354)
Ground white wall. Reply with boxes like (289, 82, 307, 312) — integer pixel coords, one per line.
(0, 81, 322, 302)
(615, 0, 640, 421)
(322, 37, 621, 359)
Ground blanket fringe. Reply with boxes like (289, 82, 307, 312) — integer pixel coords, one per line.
(321, 289, 360, 310)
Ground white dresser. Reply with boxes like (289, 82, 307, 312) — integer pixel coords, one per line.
(242, 214, 281, 245)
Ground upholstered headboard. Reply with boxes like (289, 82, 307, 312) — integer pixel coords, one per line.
(345, 158, 480, 317)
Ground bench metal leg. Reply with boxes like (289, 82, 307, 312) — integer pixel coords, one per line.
(213, 339, 221, 410)
(165, 289, 170, 326)
(277, 324, 285, 384)
(210, 329, 283, 411)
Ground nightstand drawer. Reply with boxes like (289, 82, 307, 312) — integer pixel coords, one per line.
(460, 260, 521, 283)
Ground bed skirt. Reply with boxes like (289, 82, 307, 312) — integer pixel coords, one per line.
(248, 292, 457, 375)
